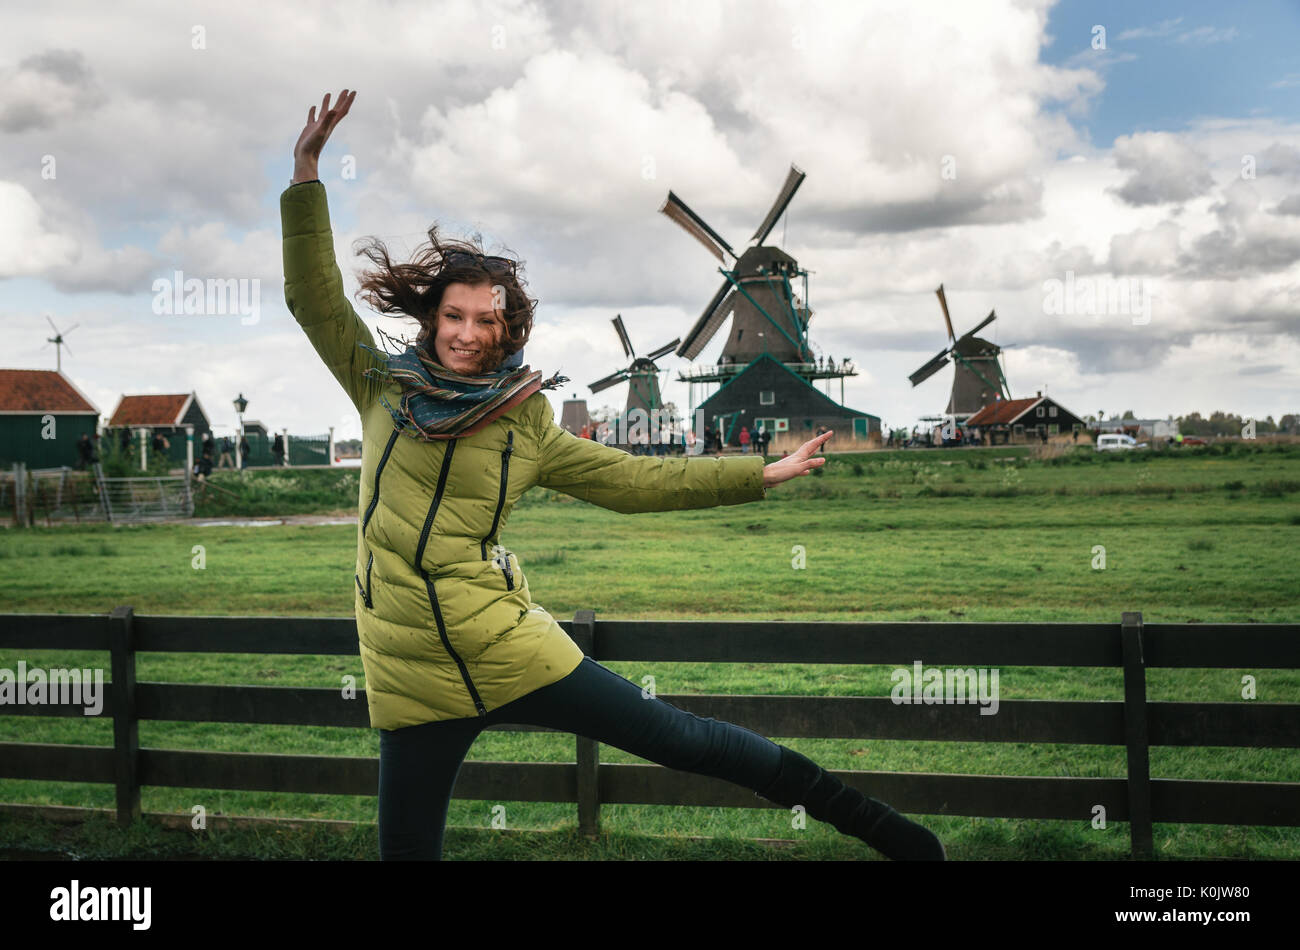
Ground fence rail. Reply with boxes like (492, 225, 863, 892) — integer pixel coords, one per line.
(1, 609, 1297, 857)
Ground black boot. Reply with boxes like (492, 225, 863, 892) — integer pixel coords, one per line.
(755, 746, 946, 861)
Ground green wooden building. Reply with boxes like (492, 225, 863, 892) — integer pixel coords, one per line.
(0, 368, 101, 469)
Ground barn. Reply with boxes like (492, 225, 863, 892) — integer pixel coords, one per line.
(0, 369, 101, 469)
(106, 392, 212, 465)
(964, 391, 1089, 444)
(694, 353, 880, 451)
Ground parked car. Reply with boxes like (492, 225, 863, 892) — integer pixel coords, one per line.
(1096, 433, 1148, 451)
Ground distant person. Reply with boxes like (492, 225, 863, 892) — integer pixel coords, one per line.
(201, 432, 216, 464)
(739, 425, 751, 454)
(76, 433, 94, 469)
(272, 432, 286, 467)
(218, 436, 236, 469)
(1072, 429, 1079, 444)
(239, 435, 250, 469)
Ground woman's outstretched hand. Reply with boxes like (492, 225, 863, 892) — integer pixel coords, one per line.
(762, 430, 833, 489)
(291, 88, 356, 184)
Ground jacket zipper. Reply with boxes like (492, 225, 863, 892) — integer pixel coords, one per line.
(483, 430, 515, 590)
(412, 439, 488, 718)
(363, 427, 402, 535)
(356, 427, 401, 609)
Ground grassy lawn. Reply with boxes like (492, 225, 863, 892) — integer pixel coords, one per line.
(1, 442, 1297, 859)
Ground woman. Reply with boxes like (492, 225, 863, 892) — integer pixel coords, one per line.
(283, 89, 944, 861)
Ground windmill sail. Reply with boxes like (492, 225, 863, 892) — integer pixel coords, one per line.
(660, 191, 734, 262)
(751, 164, 806, 246)
(678, 282, 737, 360)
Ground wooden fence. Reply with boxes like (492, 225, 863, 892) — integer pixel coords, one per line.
(1, 608, 1297, 857)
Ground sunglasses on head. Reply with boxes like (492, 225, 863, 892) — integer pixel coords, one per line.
(443, 250, 517, 278)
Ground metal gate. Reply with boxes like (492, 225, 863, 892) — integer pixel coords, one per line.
(5, 463, 192, 526)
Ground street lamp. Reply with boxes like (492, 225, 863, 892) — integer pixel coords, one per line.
(233, 393, 248, 470)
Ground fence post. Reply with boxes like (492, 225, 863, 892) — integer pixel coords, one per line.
(571, 609, 600, 838)
(110, 605, 141, 828)
(13, 462, 26, 528)
(1121, 611, 1153, 859)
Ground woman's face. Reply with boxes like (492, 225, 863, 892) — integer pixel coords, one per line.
(431, 281, 507, 375)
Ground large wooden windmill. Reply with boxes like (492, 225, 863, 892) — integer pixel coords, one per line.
(661, 164, 813, 366)
(587, 315, 679, 420)
(657, 163, 879, 446)
(908, 284, 1012, 419)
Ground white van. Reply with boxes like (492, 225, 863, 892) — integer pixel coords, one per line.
(1096, 433, 1147, 452)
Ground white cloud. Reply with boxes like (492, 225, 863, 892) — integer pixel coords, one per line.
(0, 181, 80, 278)
(1109, 132, 1214, 206)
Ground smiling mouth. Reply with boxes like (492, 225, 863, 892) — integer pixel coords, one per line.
(451, 347, 479, 356)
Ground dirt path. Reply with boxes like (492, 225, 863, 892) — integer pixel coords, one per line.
(194, 512, 357, 527)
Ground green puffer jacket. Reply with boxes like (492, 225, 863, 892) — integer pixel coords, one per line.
(281, 180, 767, 730)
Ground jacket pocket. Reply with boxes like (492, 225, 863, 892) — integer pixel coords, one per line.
(355, 551, 375, 609)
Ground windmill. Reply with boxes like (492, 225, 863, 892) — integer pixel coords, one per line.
(587, 315, 680, 423)
(660, 163, 815, 368)
(908, 284, 1011, 420)
(43, 315, 78, 372)
(656, 163, 881, 447)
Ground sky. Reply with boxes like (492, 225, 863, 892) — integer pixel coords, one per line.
(2, 0, 1298, 441)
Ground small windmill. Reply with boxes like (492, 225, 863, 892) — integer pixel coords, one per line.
(587, 315, 680, 421)
(43, 315, 78, 372)
(660, 164, 813, 365)
(908, 284, 1011, 419)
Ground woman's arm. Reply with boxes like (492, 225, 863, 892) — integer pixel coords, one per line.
(280, 89, 383, 413)
(532, 397, 765, 513)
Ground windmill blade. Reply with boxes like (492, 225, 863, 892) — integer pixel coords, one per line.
(588, 369, 630, 395)
(45, 315, 60, 333)
(959, 310, 996, 340)
(63, 323, 79, 335)
(645, 339, 681, 362)
(751, 163, 806, 246)
(62, 340, 74, 356)
(660, 191, 735, 262)
(612, 315, 634, 359)
(908, 348, 952, 387)
(678, 281, 737, 361)
(935, 284, 956, 342)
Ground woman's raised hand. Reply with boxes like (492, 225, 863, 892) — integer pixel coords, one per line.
(292, 89, 356, 183)
(762, 430, 833, 489)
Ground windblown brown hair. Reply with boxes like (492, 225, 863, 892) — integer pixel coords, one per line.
(352, 225, 538, 366)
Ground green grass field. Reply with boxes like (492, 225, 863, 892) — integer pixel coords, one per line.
(2, 442, 1298, 860)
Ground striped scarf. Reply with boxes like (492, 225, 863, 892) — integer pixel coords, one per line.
(360, 330, 568, 440)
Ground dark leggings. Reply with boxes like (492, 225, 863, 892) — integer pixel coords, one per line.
(378, 656, 784, 859)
